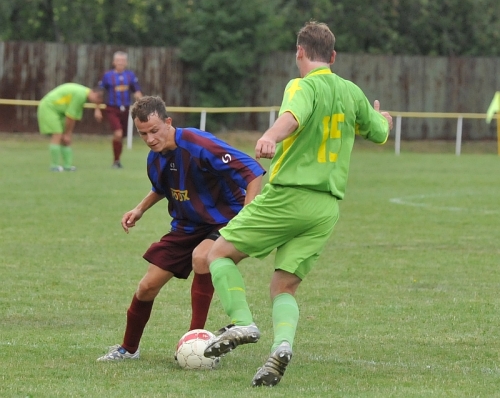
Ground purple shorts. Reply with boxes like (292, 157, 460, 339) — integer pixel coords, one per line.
(105, 106, 129, 132)
(143, 227, 223, 279)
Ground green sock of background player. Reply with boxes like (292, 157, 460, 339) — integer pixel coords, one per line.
(49, 144, 61, 168)
(271, 293, 299, 352)
(209, 258, 253, 326)
(61, 146, 73, 169)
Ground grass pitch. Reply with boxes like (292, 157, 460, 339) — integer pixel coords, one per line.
(1, 133, 499, 397)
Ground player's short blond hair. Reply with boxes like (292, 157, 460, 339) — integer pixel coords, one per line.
(113, 51, 128, 60)
(297, 21, 335, 63)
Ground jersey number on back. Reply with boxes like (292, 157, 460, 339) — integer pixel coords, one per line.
(318, 113, 344, 163)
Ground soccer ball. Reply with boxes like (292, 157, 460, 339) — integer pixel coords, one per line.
(175, 329, 220, 370)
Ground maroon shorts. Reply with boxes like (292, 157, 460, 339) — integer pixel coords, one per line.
(143, 226, 224, 279)
(105, 106, 129, 132)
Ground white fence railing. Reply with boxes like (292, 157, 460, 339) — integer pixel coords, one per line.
(0, 99, 498, 155)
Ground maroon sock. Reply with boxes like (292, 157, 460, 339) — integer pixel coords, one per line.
(112, 139, 123, 162)
(122, 294, 154, 353)
(189, 273, 214, 330)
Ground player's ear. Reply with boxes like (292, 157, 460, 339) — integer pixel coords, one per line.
(330, 51, 336, 65)
(296, 45, 304, 59)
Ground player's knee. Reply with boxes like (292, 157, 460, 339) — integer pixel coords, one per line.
(136, 279, 162, 300)
(270, 270, 301, 298)
(192, 249, 210, 275)
(206, 238, 245, 265)
(206, 240, 225, 264)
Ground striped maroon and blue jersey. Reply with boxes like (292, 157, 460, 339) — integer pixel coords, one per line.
(147, 128, 266, 234)
(98, 69, 141, 107)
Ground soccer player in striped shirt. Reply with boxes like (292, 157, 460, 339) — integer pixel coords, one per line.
(94, 51, 143, 168)
(97, 96, 265, 362)
(201, 21, 393, 387)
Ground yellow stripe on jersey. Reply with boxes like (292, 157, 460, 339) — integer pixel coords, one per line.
(54, 94, 72, 105)
(285, 79, 302, 101)
(269, 130, 299, 183)
(307, 68, 333, 77)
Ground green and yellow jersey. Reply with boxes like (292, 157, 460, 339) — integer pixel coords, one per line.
(40, 83, 90, 121)
(269, 66, 389, 199)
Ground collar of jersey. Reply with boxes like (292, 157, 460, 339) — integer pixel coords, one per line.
(304, 67, 332, 78)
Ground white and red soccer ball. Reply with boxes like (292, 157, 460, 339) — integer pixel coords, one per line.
(175, 329, 220, 370)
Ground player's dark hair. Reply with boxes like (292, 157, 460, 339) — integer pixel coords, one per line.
(88, 86, 105, 103)
(131, 96, 169, 122)
(297, 21, 335, 63)
(92, 86, 104, 97)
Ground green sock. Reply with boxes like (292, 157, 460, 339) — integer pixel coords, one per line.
(271, 293, 299, 352)
(60, 146, 73, 168)
(49, 144, 61, 167)
(209, 258, 253, 326)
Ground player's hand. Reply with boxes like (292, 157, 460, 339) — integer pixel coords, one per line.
(374, 100, 393, 130)
(94, 108, 103, 122)
(255, 136, 276, 160)
(121, 210, 142, 233)
(61, 133, 72, 146)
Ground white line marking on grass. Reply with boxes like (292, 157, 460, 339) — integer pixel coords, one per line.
(311, 354, 500, 375)
(389, 193, 500, 215)
(348, 358, 500, 375)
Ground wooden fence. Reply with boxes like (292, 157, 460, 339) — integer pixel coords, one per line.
(0, 41, 499, 139)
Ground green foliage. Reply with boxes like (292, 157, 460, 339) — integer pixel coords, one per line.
(375, 0, 500, 56)
(278, 0, 500, 56)
(2, 134, 500, 397)
(2, 0, 500, 55)
(178, 0, 286, 111)
(1, 0, 499, 125)
(0, 0, 184, 45)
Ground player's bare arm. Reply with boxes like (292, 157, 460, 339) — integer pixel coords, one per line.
(121, 190, 165, 233)
(94, 107, 103, 122)
(243, 175, 263, 206)
(255, 112, 299, 159)
(374, 100, 393, 130)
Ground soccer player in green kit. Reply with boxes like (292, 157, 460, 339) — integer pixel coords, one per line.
(197, 21, 393, 387)
(37, 83, 103, 171)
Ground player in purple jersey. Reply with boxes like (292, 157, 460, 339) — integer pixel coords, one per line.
(97, 96, 265, 362)
(94, 51, 143, 168)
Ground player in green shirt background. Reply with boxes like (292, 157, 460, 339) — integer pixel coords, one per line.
(37, 83, 103, 171)
(197, 21, 393, 387)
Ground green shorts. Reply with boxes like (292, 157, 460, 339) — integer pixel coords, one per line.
(37, 102, 65, 134)
(220, 184, 339, 280)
